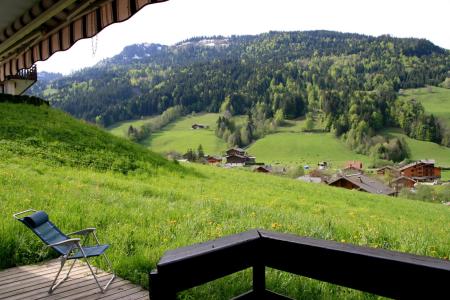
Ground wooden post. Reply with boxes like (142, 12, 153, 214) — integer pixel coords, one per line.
(149, 270, 177, 300)
(253, 264, 265, 295)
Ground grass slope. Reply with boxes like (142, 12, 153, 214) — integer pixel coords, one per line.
(384, 128, 450, 167)
(142, 113, 227, 155)
(107, 116, 157, 138)
(0, 103, 180, 174)
(1, 103, 450, 299)
(248, 132, 370, 168)
(399, 87, 450, 126)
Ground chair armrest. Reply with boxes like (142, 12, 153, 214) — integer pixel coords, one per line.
(67, 228, 96, 236)
(13, 209, 37, 220)
(48, 238, 81, 247)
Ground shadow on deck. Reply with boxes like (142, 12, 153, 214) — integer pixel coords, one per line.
(0, 259, 148, 300)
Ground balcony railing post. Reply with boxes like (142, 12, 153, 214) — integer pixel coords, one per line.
(252, 263, 265, 295)
(149, 270, 177, 300)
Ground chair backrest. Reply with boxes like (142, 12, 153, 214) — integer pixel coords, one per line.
(17, 211, 71, 255)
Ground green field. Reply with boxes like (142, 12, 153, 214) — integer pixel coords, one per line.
(142, 113, 227, 155)
(385, 128, 450, 168)
(248, 132, 370, 168)
(107, 116, 157, 138)
(1, 102, 450, 299)
(399, 86, 450, 126)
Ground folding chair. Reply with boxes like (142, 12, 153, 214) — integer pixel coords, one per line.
(13, 209, 115, 294)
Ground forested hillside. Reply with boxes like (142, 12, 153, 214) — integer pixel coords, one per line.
(29, 30, 450, 160)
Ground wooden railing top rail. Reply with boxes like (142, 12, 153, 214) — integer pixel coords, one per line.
(150, 229, 450, 299)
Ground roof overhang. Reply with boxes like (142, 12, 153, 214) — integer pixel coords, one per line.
(0, 0, 168, 82)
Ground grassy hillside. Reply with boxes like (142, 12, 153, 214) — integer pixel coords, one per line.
(0, 102, 180, 174)
(1, 102, 450, 298)
(142, 113, 227, 155)
(107, 116, 157, 138)
(384, 128, 450, 167)
(399, 86, 450, 126)
(248, 132, 370, 168)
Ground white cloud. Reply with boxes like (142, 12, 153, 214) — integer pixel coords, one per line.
(37, 0, 450, 74)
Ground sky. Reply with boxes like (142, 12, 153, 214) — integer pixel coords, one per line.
(37, 0, 450, 74)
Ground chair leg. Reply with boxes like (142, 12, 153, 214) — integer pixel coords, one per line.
(83, 256, 115, 293)
(48, 257, 69, 294)
(102, 253, 116, 291)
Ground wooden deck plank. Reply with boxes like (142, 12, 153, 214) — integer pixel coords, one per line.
(0, 260, 149, 300)
(0, 260, 58, 278)
(0, 267, 94, 295)
(35, 276, 122, 300)
(0, 262, 87, 284)
(95, 286, 146, 300)
(129, 291, 151, 300)
(80, 280, 142, 300)
(56, 280, 131, 300)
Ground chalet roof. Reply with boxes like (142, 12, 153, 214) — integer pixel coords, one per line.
(398, 160, 435, 171)
(391, 176, 416, 183)
(254, 166, 271, 172)
(227, 147, 245, 153)
(297, 175, 322, 183)
(0, 0, 167, 82)
(226, 154, 247, 159)
(377, 165, 397, 171)
(328, 174, 395, 195)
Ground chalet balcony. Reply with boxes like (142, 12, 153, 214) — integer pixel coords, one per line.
(150, 229, 450, 299)
(1, 65, 37, 95)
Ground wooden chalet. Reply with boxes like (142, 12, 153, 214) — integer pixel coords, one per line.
(390, 176, 416, 193)
(398, 160, 441, 182)
(254, 166, 271, 173)
(206, 155, 222, 164)
(376, 165, 400, 177)
(345, 160, 363, 170)
(225, 154, 256, 165)
(192, 124, 207, 129)
(328, 174, 396, 196)
(226, 147, 246, 156)
(341, 166, 363, 176)
(297, 175, 322, 183)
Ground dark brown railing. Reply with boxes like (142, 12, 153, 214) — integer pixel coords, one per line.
(150, 229, 450, 299)
(5, 65, 37, 81)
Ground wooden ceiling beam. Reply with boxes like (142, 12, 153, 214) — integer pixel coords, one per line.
(0, 0, 78, 59)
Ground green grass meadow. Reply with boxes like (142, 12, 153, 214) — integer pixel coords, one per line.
(2, 157, 450, 299)
(384, 128, 450, 168)
(107, 116, 158, 138)
(141, 113, 227, 155)
(248, 132, 370, 168)
(399, 86, 450, 126)
(1, 102, 450, 299)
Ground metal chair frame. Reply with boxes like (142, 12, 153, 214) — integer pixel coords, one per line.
(13, 209, 115, 294)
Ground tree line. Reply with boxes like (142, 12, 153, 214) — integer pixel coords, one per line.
(28, 30, 450, 161)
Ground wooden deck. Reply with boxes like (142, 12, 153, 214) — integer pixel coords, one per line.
(0, 259, 149, 300)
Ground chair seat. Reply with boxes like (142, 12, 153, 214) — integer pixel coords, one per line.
(69, 244, 110, 259)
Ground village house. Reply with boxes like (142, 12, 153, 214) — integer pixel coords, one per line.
(224, 147, 257, 166)
(328, 174, 396, 196)
(389, 176, 416, 193)
(318, 161, 328, 170)
(254, 166, 271, 173)
(297, 175, 323, 184)
(341, 166, 364, 176)
(225, 154, 256, 165)
(376, 165, 400, 177)
(206, 155, 222, 164)
(398, 160, 441, 182)
(192, 124, 208, 129)
(345, 160, 363, 170)
(226, 148, 246, 156)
